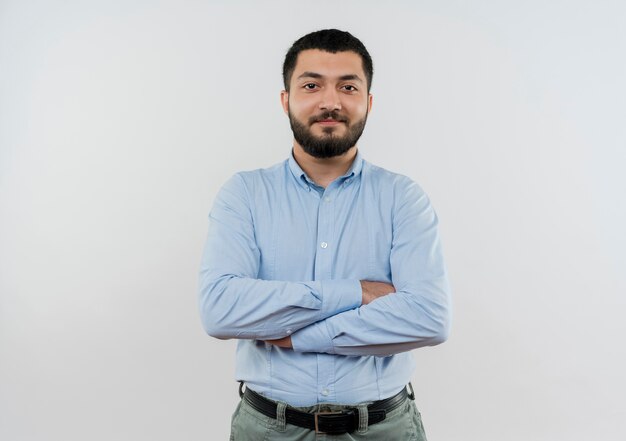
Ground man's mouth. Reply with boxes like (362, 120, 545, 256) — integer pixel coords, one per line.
(308, 111, 348, 127)
(316, 119, 342, 125)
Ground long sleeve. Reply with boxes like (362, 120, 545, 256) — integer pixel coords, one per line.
(198, 173, 362, 340)
(290, 179, 451, 356)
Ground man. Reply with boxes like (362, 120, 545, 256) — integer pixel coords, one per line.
(199, 29, 451, 440)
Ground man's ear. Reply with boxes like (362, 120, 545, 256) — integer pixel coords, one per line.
(280, 90, 289, 115)
(368, 93, 373, 113)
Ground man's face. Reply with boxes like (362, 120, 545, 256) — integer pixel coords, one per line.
(281, 49, 373, 159)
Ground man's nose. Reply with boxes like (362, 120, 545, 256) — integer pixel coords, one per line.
(319, 87, 341, 111)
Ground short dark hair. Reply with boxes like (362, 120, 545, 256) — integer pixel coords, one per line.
(282, 29, 373, 92)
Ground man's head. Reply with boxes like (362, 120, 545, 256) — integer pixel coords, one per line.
(281, 29, 374, 159)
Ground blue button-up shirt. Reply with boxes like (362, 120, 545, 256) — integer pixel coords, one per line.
(199, 151, 451, 406)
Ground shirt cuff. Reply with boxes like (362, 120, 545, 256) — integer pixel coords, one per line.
(319, 279, 361, 318)
(291, 320, 335, 354)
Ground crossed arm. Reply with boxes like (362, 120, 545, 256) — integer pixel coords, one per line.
(264, 280, 396, 348)
(198, 174, 451, 357)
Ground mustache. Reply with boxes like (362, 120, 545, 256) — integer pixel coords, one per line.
(308, 111, 348, 124)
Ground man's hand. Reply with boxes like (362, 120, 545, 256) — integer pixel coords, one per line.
(264, 336, 292, 348)
(361, 280, 396, 305)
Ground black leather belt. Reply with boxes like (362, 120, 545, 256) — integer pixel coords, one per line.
(241, 384, 411, 435)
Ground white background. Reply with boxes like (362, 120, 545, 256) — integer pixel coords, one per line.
(1, 1, 625, 440)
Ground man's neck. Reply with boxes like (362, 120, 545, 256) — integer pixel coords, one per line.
(292, 143, 357, 189)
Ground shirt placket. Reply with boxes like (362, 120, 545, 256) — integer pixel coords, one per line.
(315, 184, 337, 402)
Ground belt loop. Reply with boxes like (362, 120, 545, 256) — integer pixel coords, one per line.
(275, 401, 287, 432)
(238, 381, 245, 398)
(407, 382, 415, 401)
(357, 404, 369, 433)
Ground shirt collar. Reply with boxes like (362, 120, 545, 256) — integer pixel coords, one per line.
(288, 149, 364, 191)
(288, 150, 311, 190)
(344, 150, 364, 182)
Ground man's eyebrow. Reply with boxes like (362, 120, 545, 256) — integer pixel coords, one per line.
(297, 71, 323, 80)
(338, 74, 363, 83)
(296, 72, 364, 83)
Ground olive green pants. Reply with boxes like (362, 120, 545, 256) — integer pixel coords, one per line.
(229, 392, 428, 440)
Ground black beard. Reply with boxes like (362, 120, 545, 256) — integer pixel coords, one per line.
(288, 109, 367, 159)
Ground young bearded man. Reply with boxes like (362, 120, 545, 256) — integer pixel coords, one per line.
(199, 29, 451, 440)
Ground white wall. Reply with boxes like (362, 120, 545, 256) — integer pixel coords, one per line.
(1, 1, 624, 440)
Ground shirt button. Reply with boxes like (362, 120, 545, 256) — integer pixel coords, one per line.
(286, 329, 292, 335)
(324, 196, 331, 202)
(321, 389, 329, 396)
(320, 242, 328, 249)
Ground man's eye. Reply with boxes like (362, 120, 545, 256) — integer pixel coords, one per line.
(342, 85, 357, 92)
(304, 83, 318, 90)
